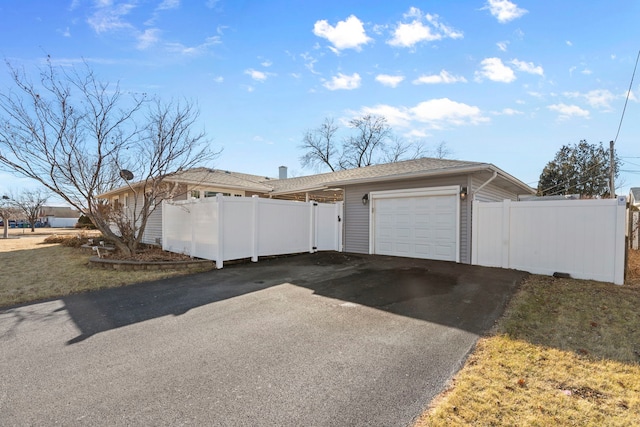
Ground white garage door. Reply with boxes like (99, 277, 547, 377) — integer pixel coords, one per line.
(372, 187, 459, 262)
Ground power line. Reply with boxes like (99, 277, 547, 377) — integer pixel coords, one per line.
(613, 50, 640, 144)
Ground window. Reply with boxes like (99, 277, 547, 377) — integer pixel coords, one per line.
(191, 190, 201, 199)
(204, 191, 231, 197)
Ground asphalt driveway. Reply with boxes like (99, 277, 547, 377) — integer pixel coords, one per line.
(0, 252, 526, 426)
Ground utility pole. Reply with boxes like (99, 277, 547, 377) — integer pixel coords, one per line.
(609, 140, 615, 198)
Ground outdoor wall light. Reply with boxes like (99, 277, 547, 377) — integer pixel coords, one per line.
(460, 187, 468, 201)
(362, 193, 369, 205)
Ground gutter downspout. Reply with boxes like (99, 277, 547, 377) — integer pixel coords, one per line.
(472, 170, 498, 201)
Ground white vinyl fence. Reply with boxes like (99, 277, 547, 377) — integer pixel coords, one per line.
(162, 195, 343, 268)
(472, 197, 627, 285)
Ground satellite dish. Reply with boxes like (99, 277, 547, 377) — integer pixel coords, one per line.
(119, 169, 134, 181)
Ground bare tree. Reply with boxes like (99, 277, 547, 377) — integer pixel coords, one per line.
(431, 141, 453, 159)
(383, 136, 426, 163)
(300, 115, 453, 172)
(0, 57, 220, 256)
(340, 115, 391, 169)
(9, 189, 49, 232)
(299, 117, 339, 172)
(0, 195, 18, 239)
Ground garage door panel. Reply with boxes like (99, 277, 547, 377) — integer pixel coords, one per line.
(373, 192, 458, 262)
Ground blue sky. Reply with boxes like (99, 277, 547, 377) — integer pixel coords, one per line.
(1, 0, 639, 200)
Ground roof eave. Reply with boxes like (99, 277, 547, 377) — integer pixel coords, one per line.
(269, 185, 330, 196)
(326, 164, 535, 194)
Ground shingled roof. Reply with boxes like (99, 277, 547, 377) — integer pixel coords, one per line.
(99, 157, 533, 199)
(265, 157, 531, 195)
(165, 168, 274, 192)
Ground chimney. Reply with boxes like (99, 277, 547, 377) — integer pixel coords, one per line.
(279, 166, 288, 179)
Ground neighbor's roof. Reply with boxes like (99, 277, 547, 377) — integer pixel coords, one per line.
(40, 206, 81, 218)
(630, 187, 640, 205)
(267, 157, 534, 195)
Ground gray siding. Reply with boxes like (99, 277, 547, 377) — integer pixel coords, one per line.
(472, 176, 519, 202)
(141, 206, 162, 245)
(343, 175, 470, 263)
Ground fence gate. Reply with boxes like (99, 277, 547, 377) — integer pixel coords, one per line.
(163, 195, 343, 268)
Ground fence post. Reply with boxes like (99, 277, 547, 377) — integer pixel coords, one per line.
(251, 195, 259, 262)
(215, 193, 224, 269)
(190, 201, 197, 258)
(501, 199, 511, 269)
(309, 201, 316, 253)
(471, 200, 479, 264)
(614, 196, 626, 285)
(337, 201, 344, 252)
(161, 200, 166, 250)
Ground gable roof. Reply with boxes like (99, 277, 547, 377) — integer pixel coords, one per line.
(267, 157, 534, 196)
(98, 157, 534, 199)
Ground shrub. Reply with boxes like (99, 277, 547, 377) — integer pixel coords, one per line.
(75, 215, 97, 229)
(44, 232, 104, 248)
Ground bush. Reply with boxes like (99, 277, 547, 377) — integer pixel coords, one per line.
(75, 215, 97, 229)
(44, 232, 104, 248)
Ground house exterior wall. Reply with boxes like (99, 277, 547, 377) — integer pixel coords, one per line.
(343, 174, 524, 264)
(471, 175, 521, 202)
(343, 175, 471, 262)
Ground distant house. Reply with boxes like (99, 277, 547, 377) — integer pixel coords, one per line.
(39, 206, 81, 228)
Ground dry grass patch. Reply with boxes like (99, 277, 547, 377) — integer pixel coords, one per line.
(417, 250, 640, 426)
(0, 230, 214, 308)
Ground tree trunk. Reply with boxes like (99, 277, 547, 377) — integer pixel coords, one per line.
(2, 222, 7, 239)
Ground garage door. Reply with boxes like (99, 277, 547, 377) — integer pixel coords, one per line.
(372, 187, 459, 262)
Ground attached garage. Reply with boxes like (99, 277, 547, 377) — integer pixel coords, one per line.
(370, 186, 460, 262)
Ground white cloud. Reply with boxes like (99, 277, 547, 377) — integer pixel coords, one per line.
(261, 60, 273, 67)
(564, 89, 616, 110)
(387, 7, 462, 48)
(212, 76, 224, 83)
(475, 57, 516, 83)
(497, 108, 523, 115)
(165, 35, 221, 55)
(411, 98, 489, 127)
(158, 0, 180, 10)
(356, 98, 488, 130)
(497, 41, 508, 51)
(484, 0, 528, 23)
(413, 70, 467, 84)
(323, 73, 361, 90)
(566, 40, 573, 46)
(547, 103, 590, 120)
(87, 1, 136, 34)
(511, 59, 544, 76)
(359, 105, 412, 127)
(137, 28, 160, 50)
(375, 74, 405, 88)
(313, 15, 372, 52)
(245, 69, 271, 82)
(300, 52, 320, 75)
